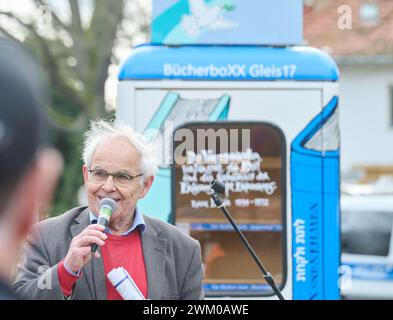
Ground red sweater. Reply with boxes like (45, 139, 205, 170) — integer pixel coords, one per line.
(58, 231, 147, 300)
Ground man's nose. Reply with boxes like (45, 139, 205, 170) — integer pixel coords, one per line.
(101, 175, 117, 191)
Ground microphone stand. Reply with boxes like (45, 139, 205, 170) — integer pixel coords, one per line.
(209, 180, 285, 300)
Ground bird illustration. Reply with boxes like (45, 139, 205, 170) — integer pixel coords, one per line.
(181, 0, 238, 37)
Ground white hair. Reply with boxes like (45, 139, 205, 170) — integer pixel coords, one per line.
(82, 120, 160, 180)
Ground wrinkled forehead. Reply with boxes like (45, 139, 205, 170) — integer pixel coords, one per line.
(91, 136, 142, 172)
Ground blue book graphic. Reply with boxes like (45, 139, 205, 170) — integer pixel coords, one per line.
(291, 96, 340, 300)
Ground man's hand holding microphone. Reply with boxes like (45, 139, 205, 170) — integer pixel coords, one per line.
(64, 198, 116, 273)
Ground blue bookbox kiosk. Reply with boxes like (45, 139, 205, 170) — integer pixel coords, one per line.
(116, 1, 341, 300)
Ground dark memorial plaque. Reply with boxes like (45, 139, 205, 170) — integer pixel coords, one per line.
(172, 122, 286, 297)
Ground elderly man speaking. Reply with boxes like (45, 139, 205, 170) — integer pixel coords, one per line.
(14, 120, 204, 300)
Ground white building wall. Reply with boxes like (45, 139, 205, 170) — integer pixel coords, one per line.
(338, 64, 393, 172)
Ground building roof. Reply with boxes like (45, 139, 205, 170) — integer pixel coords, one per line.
(304, 0, 393, 60)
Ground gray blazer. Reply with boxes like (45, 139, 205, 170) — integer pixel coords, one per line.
(13, 207, 204, 300)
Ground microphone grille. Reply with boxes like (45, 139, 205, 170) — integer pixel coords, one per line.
(99, 197, 117, 212)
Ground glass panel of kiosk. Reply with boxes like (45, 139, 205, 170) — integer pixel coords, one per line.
(172, 122, 286, 297)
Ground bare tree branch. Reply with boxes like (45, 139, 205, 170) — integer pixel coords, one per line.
(69, 0, 82, 33)
(1, 0, 151, 127)
(89, 0, 126, 99)
(0, 25, 20, 42)
(32, 0, 70, 32)
(0, 11, 87, 118)
(65, 0, 89, 83)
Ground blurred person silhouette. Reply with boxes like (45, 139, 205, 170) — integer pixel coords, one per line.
(0, 39, 63, 299)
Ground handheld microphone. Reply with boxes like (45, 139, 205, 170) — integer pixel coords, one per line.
(91, 197, 117, 254)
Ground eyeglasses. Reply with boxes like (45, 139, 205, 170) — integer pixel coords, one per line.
(88, 168, 143, 187)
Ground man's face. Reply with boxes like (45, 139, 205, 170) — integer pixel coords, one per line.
(83, 136, 149, 225)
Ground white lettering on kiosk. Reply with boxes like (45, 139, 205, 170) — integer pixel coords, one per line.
(163, 63, 297, 79)
(180, 149, 279, 209)
(163, 63, 247, 78)
(249, 64, 297, 78)
(293, 219, 308, 282)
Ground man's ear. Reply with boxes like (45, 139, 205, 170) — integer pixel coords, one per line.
(139, 176, 154, 199)
(82, 164, 89, 185)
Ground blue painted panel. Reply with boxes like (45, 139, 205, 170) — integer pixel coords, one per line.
(138, 169, 172, 221)
(152, 0, 303, 46)
(291, 97, 340, 300)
